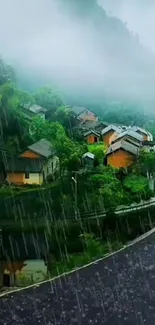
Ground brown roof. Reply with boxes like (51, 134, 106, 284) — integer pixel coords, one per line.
(28, 139, 54, 158)
(101, 124, 122, 136)
(84, 130, 100, 137)
(107, 140, 139, 156)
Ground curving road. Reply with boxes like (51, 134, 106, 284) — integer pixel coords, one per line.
(1, 230, 155, 324)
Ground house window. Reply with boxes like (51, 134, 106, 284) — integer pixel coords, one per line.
(94, 136, 98, 143)
(25, 171, 29, 179)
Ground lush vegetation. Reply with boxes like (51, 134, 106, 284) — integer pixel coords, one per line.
(1, 54, 155, 283)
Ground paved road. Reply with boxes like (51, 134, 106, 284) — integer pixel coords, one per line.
(1, 231, 155, 324)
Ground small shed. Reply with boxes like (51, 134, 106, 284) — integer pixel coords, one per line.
(82, 152, 95, 167)
(84, 130, 100, 144)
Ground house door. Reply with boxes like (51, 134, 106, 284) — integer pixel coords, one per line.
(94, 136, 98, 143)
(3, 274, 10, 287)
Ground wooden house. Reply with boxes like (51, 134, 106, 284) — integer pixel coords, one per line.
(0, 232, 48, 287)
(21, 104, 47, 121)
(1, 259, 47, 287)
(101, 125, 122, 147)
(6, 139, 59, 185)
(72, 106, 98, 122)
(112, 129, 143, 147)
(79, 120, 108, 132)
(84, 130, 100, 144)
(106, 140, 139, 168)
(132, 126, 153, 141)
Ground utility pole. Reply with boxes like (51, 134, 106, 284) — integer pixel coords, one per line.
(72, 172, 78, 220)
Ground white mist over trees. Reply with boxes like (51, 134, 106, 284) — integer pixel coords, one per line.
(0, 0, 155, 105)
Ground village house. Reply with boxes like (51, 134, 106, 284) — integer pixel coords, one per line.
(6, 139, 59, 186)
(72, 106, 98, 122)
(106, 140, 139, 168)
(101, 124, 122, 147)
(1, 259, 47, 287)
(132, 126, 153, 141)
(112, 129, 143, 147)
(77, 120, 108, 132)
(142, 140, 155, 152)
(0, 233, 48, 288)
(21, 104, 47, 121)
(84, 130, 100, 144)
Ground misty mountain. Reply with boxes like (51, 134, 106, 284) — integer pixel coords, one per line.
(12, 0, 155, 106)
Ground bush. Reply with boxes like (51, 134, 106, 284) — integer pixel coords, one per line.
(49, 233, 124, 277)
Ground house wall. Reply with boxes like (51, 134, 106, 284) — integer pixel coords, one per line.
(7, 172, 43, 185)
(109, 132, 120, 145)
(85, 135, 99, 144)
(7, 172, 24, 185)
(2, 260, 47, 287)
(107, 149, 136, 168)
(24, 173, 42, 185)
(103, 131, 117, 147)
(19, 150, 41, 159)
(143, 135, 149, 141)
(83, 157, 94, 167)
(136, 131, 148, 141)
(79, 110, 98, 122)
(43, 156, 59, 179)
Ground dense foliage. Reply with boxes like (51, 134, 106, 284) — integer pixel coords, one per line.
(1, 54, 155, 276)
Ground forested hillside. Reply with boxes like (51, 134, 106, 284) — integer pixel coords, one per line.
(13, 0, 154, 104)
(9, 0, 155, 122)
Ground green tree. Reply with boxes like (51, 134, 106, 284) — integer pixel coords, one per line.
(124, 174, 151, 202)
(89, 166, 125, 212)
(138, 151, 155, 191)
(88, 144, 105, 164)
(0, 83, 31, 152)
(30, 116, 85, 174)
(53, 105, 78, 131)
(34, 87, 63, 112)
(0, 57, 16, 86)
(30, 116, 66, 141)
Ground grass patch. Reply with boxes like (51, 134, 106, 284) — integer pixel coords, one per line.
(50, 233, 123, 277)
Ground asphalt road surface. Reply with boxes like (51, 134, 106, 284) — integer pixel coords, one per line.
(1, 231, 155, 325)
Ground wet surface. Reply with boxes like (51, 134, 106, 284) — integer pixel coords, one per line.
(1, 232, 155, 324)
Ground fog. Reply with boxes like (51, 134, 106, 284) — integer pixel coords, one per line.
(99, 0, 155, 53)
(1, 0, 155, 102)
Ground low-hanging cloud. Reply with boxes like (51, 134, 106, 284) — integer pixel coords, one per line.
(99, 0, 155, 53)
(1, 0, 155, 101)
